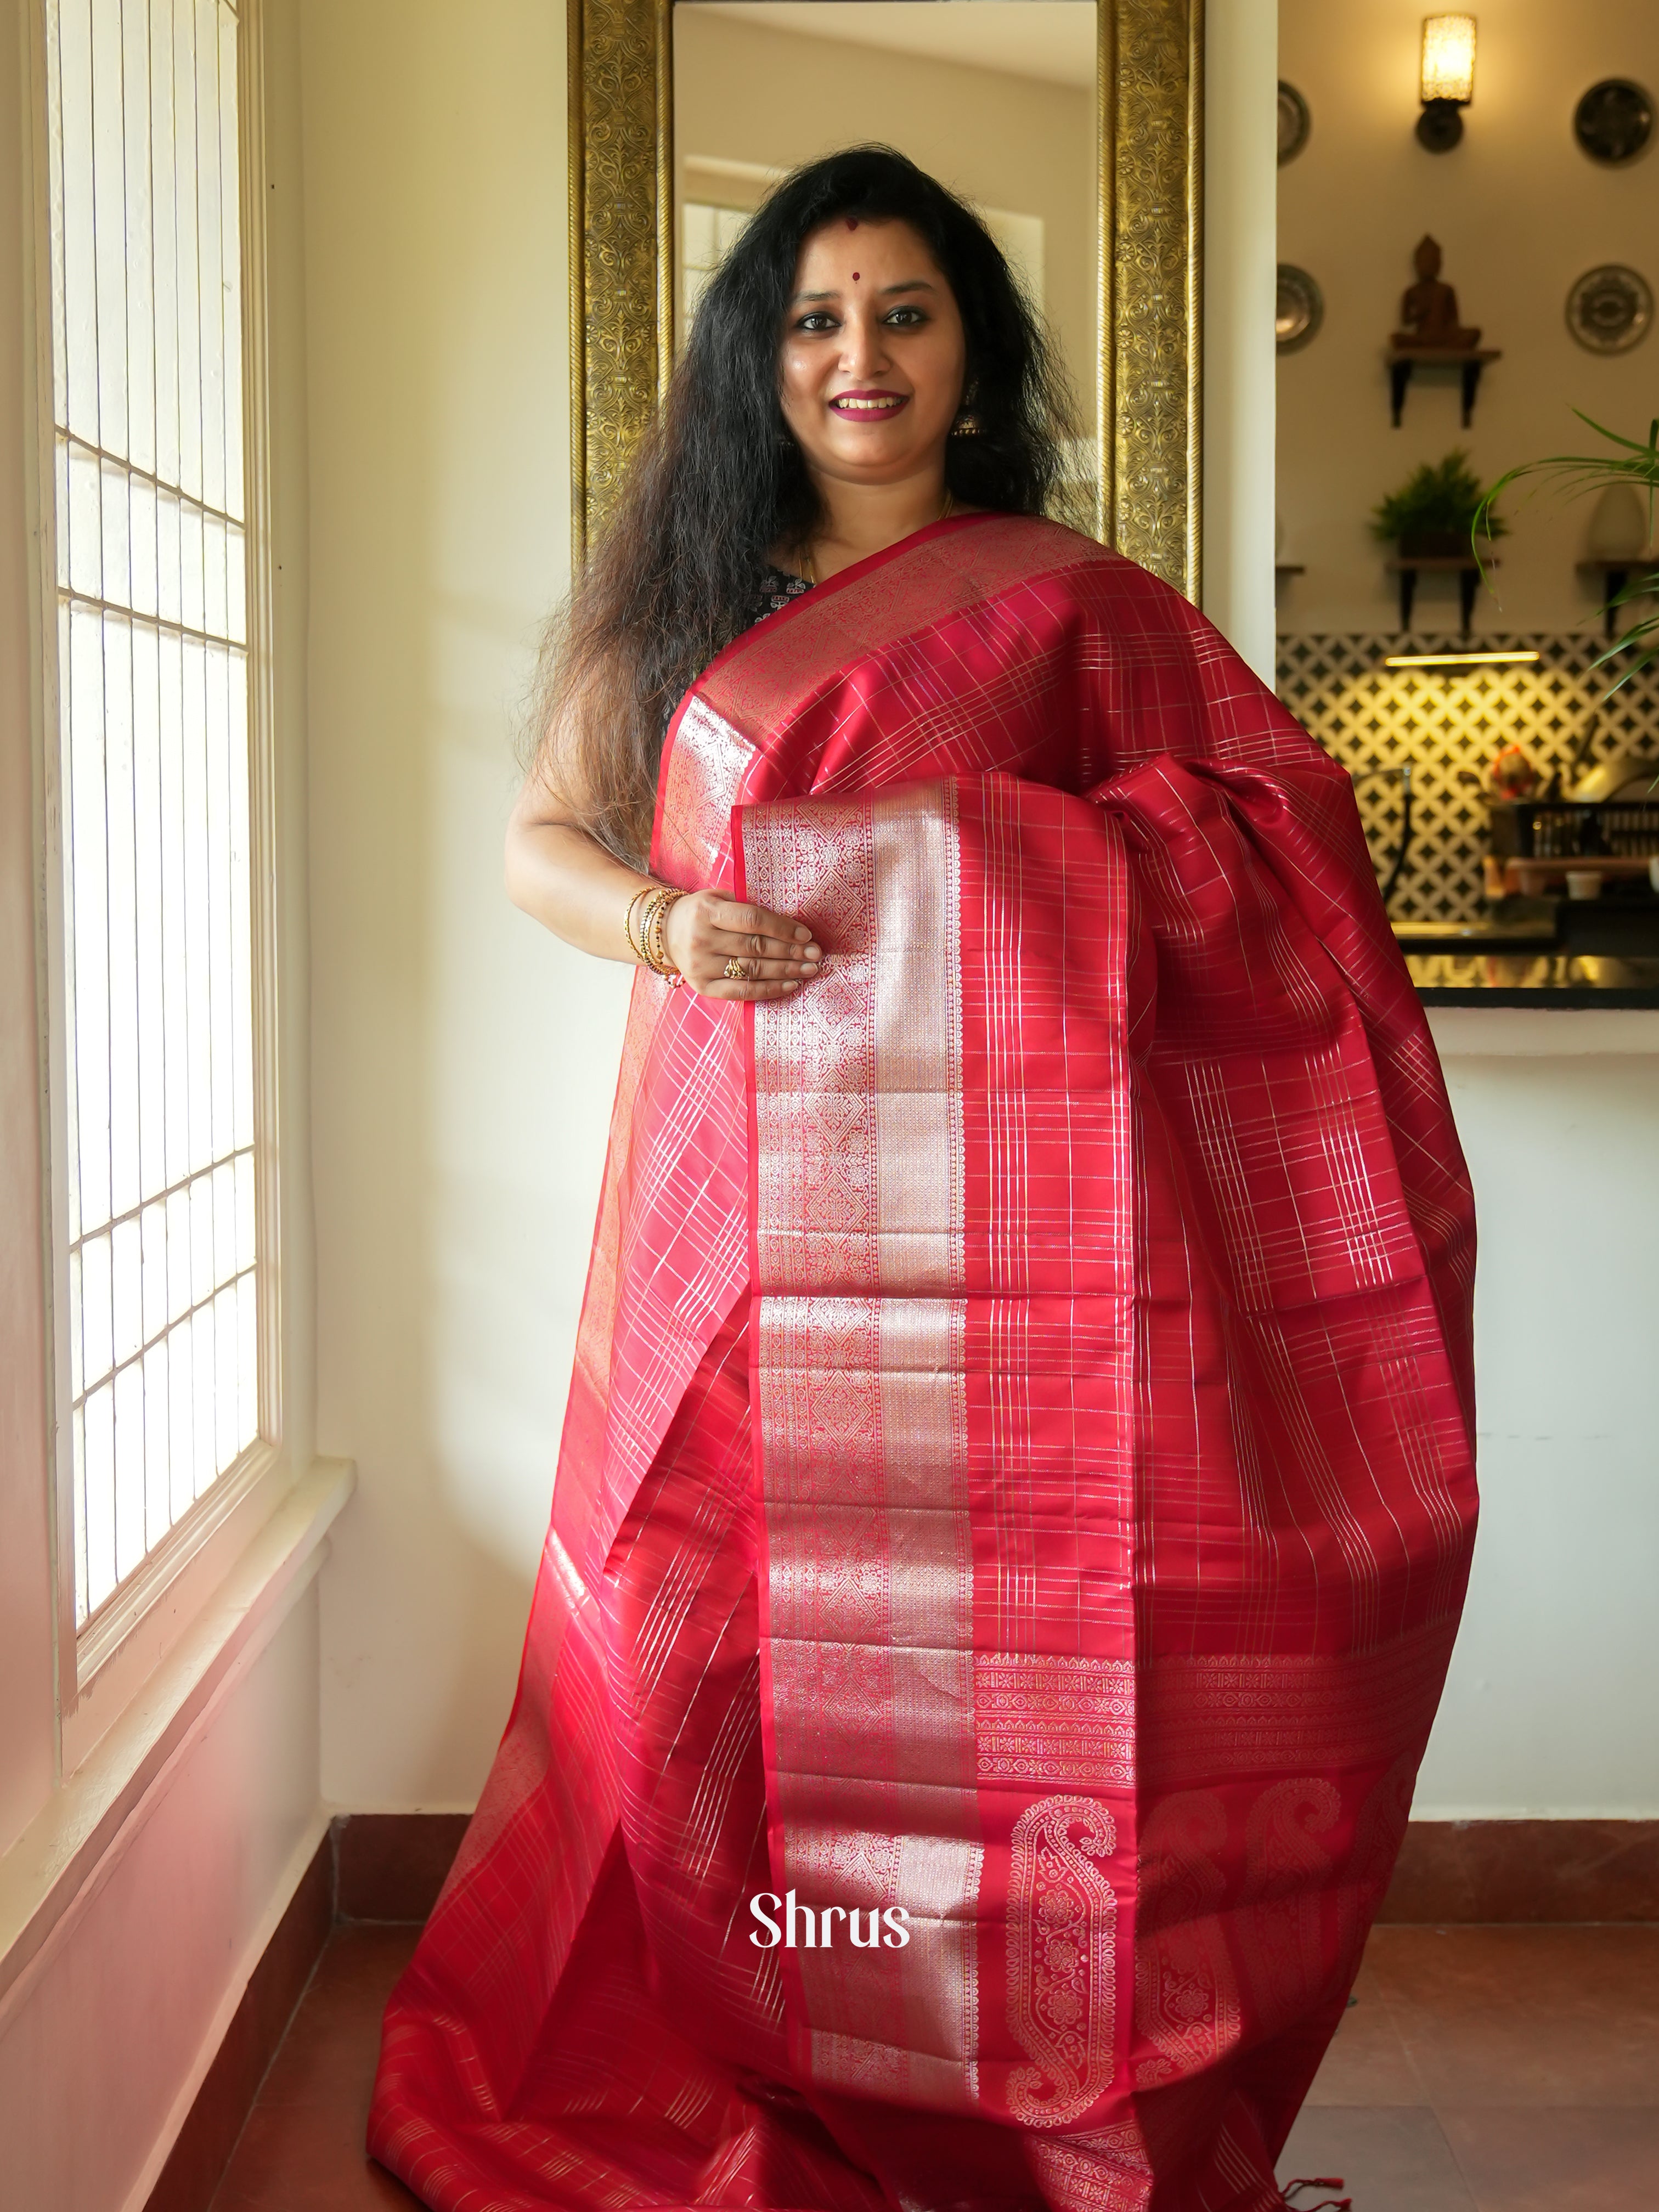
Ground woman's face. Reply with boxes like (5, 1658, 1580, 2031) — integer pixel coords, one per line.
(778, 217, 967, 488)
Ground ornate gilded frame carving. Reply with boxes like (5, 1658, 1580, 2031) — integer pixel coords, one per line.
(567, 0, 674, 556)
(1101, 0, 1203, 591)
(568, 0, 1203, 596)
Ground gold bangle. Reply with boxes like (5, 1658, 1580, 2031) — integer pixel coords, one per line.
(624, 886, 653, 966)
(654, 890, 684, 980)
(637, 885, 684, 983)
(625, 883, 684, 984)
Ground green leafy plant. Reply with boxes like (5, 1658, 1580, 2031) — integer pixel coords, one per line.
(1371, 449, 1508, 546)
(1476, 411, 1658, 690)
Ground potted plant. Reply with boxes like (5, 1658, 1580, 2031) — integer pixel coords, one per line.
(1477, 413, 1658, 685)
(1372, 449, 1507, 558)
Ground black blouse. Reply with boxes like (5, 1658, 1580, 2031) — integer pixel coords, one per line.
(749, 565, 814, 627)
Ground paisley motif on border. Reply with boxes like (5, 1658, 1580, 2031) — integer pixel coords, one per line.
(1133, 1791, 1242, 2090)
(1234, 1778, 1342, 2032)
(1007, 1796, 1119, 2128)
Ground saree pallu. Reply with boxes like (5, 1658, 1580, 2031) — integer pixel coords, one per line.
(369, 513, 1477, 2212)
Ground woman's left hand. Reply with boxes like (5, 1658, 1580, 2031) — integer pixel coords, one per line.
(663, 890, 822, 1000)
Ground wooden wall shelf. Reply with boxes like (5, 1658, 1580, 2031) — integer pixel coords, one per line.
(1386, 554, 1498, 635)
(1386, 346, 1501, 428)
(1578, 556, 1659, 640)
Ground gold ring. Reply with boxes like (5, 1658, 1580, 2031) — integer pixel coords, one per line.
(723, 956, 750, 981)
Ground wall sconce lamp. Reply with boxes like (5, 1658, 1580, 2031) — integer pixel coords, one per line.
(1418, 14, 1477, 151)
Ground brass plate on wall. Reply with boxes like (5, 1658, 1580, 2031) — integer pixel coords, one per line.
(1566, 263, 1654, 355)
(1276, 263, 1324, 352)
(568, 0, 1203, 599)
(1573, 78, 1654, 167)
(1277, 79, 1310, 165)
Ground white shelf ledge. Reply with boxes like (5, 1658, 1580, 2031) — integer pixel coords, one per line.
(1428, 1007, 1659, 1055)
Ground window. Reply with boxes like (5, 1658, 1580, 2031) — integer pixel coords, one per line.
(681, 199, 753, 343)
(40, 0, 273, 1663)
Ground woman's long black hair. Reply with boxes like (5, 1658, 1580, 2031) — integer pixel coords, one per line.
(532, 145, 1080, 861)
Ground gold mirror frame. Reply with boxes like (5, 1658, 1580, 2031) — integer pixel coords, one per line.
(568, 0, 1202, 595)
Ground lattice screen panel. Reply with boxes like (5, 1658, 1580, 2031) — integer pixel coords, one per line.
(1277, 634, 1659, 921)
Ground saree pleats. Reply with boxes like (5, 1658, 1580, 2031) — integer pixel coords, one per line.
(370, 516, 1477, 2212)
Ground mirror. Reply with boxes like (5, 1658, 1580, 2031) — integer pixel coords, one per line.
(566, 0, 1203, 592)
(674, 1, 1098, 515)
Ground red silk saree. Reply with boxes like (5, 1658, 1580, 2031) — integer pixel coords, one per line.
(369, 513, 1477, 2212)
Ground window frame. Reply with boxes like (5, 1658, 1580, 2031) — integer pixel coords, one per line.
(29, 0, 283, 1712)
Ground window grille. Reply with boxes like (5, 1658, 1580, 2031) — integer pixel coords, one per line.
(681, 199, 752, 342)
(41, 0, 264, 1634)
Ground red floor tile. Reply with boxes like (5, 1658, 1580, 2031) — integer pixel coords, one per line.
(1304, 1961, 1425, 2107)
(208, 1926, 421, 2211)
(1277, 2105, 1477, 2210)
(1366, 1926, 1659, 2109)
(255, 1927, 421, 2112)
(1436, 2107, 1659, 2209)
(211, 2096, 421, 2210)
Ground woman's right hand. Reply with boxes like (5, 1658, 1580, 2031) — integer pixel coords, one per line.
(662, 890, 822, 1000)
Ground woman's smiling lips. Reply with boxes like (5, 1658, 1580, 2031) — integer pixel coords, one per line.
(829, 388, 911, 417)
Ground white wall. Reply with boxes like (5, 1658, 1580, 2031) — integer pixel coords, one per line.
(298, 0, 629, 1808)
(1278, 0, 1659, 635)
(0, 1590, 323, 2212)
(1204, 0, 1279, 678)
(1415, 1032, 1659, 1818)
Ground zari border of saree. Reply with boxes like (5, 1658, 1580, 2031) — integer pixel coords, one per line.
(736, 781, 985, 2113)
(651, 513, 1115, 888)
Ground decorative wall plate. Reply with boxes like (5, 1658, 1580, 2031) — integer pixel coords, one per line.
(1278, 81, 1311, 166)
(1276, 263, 1324, 352)
(1566, 264, 1654, 354)
(1573, 79, 1654, 165)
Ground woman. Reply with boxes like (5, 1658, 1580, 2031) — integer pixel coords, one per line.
(370, 149, 1477, 2212)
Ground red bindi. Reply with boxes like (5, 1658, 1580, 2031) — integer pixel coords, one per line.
(852, 272, 860, 281)
(846, 217, 859, 230)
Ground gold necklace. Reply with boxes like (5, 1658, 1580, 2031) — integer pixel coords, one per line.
(800, 490, 956, 588)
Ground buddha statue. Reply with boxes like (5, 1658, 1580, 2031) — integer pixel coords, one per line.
(1392, 235, 1482, 351)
